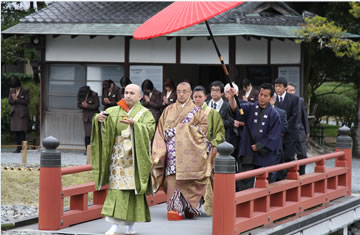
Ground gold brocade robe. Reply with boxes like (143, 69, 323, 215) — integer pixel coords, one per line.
(151, 99, 209, 208)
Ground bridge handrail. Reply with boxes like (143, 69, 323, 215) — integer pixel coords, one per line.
(61, 164, 92, 175)
(38, 138, 166, 231)
(212, 126, 353, 235)
(235, 151, 345, 181)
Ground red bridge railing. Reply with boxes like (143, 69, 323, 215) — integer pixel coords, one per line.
(38, 138, 166, 230)
(212, 126, 352, 235)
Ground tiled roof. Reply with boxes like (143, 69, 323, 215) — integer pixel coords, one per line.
(20, 2, 172, 24)
(20, 2, 304, 26)
(4, 2, 309, 37)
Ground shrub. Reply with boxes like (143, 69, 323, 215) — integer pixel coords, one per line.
(313, 93, 356, 127)
(1, 98, 11, 131)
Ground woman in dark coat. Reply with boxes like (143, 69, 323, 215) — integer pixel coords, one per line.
(162, 79, 177, 108)
(141, 79, 163, 123)
(102, 80, 122, 110)
(8, 78, 30, 153)
(77, 86, 99, 153)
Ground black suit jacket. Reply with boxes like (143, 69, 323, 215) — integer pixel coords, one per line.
(275, 92, 299, 142)
(208, 99, 234, 142)
(296, 97, 310, 142)
(274, 106, 288, 135)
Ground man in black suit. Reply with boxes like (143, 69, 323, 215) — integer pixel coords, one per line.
(287, 83, 310, 175)
(207, 81, 234, 143)
(274, 77, 299, 179)
(270, 95, 288, 182)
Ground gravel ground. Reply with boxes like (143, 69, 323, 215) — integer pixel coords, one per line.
(1, 149, 87, 166)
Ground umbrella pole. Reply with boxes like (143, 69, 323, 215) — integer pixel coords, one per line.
(205, 20, 255, 145)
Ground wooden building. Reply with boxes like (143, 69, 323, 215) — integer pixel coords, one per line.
(3, 2, 308, 148)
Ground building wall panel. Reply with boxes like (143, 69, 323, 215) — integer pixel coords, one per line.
(181, 37, 229, 64)
(46, 36, 125, 62)
(44, 111, 84, 147)
(236, 37, 267, 64)
(130, 37, 176, 63)
(271, 39, 300, 64)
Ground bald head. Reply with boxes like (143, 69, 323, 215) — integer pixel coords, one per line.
(176, 82, 192, 104)
(124, 84, 142, 108)
(177, 82, 191, 90)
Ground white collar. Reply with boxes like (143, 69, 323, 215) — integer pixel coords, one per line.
(278, 91, 287, 101)
(211, 98, 223, 112)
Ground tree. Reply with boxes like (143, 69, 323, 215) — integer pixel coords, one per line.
(1, 2, 46, 71)
(295, 2, 360, 157)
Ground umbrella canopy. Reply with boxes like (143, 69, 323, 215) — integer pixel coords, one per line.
(133, 1, 244, 40)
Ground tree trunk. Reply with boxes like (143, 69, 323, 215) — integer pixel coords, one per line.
(352, 80, 360, 158)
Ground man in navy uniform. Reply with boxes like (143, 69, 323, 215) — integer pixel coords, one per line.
(228, 83, 282, 189)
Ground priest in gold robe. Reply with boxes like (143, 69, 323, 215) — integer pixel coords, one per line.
(152, 82, 209, 220)
(91, 84, 155, 235)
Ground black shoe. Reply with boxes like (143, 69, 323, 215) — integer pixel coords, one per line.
(83, 151, 87, 156)
(13, 149, 21, 153)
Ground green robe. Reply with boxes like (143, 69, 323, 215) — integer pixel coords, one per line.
(202, 103, 225, 147)
(91, 102, 155, 222)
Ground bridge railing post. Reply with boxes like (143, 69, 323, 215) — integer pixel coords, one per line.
(212, 141, 236, 235)
(38, 136, 62, 230)
(336, 126, 352, 195)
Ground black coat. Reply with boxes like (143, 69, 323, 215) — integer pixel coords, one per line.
(208, 99, 234, 142)
(78, 91, 100, 136)
(8, 87, 30, 132)
(275, 92, 299, 143)
(296, 97, 310, 142)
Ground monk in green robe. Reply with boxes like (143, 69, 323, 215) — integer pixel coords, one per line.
(91, 84, 155, 235)
(192, 85, 225, 215)
(152, 82, 209, 221)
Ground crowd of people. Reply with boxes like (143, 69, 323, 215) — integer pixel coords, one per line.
(0, 75, 301, 234)
(77, 76, 310, 234)
(7, 75, 310, 234)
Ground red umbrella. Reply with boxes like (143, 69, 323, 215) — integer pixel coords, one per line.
(133, 2, 244, 40)
(133, 2, 244, 87)
(133, 1, 255, 144)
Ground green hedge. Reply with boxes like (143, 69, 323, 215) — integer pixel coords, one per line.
(313, 93, 356, 127)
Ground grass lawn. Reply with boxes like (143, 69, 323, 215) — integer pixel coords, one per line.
(1, 169, 94, 207)
(321, 123, 339, 137)
(315, 82, 356, 99)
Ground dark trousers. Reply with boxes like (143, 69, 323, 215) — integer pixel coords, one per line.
(277, 141, 297, 180)
(15, 131, 26, 151)
(84, 136, 91, 150)
(296, 140, 308, 175)
(236, 155, 255, 192)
